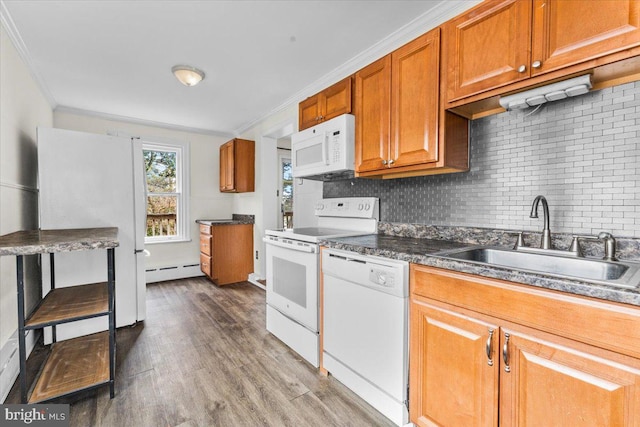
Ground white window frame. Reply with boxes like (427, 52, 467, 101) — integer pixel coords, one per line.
(143, 140, 190, 244)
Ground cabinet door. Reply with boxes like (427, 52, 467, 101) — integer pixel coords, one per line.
(219, 142, 235, 192)
(323, 76, 352, 123)
(500, 328, 640, 426)
(219, 142, 228, 191)
(531, 0, 640, 76)
(445, 0, 532, 102)
(410, 299, 499, 427)
(391, 28, 440, 169)
(299, 94, 322, 131)
(354, 55, 391, 173)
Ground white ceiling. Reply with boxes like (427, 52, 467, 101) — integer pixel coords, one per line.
(1, 1, 473, 136)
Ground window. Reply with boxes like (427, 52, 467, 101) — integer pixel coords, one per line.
(143, 141, 189, 243)
(280, 156, 293, 229)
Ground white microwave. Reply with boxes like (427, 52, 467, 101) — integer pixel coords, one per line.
(291, 114, 355, 179)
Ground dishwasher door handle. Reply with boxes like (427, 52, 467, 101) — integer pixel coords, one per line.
(328, 253, 366, 264)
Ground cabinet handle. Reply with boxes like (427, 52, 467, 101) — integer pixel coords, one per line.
(532, 60, 542, 69)
(486, 329, 494, 366)
(517, 64, 526, 73)
(388, 159, 395, 165)
(503, 333, 511, 373)
(382, 160, 387, 165)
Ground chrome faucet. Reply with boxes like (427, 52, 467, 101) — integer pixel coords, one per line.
(530, 195, 551, 249)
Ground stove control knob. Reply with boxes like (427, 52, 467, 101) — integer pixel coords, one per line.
(316, 203, 324, 210)
(365, 204, 370, 210)
(358, 203, 364, 210)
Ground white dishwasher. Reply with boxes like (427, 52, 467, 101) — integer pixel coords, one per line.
(322, 248, 409, 426)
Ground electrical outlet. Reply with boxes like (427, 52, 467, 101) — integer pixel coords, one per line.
(255, 250, 259, 260)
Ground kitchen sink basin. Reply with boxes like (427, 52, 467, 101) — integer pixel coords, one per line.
(435, 247, 640, 289)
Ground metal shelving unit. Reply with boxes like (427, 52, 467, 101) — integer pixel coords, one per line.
(0, 228, 118, 403)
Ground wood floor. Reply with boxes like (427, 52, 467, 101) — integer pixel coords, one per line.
(6, 278, 395, 427)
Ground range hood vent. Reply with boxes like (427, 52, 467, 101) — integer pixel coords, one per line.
(499, 74, 592, 111)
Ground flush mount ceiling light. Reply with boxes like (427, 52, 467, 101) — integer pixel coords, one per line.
(499, 74, 592, 111)
(171, 65, 205, 87)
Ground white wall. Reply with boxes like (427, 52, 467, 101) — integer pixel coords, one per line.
(293, 179, 323, 228)
(53, 111, 231, 271)
(0, 22, 53, 369)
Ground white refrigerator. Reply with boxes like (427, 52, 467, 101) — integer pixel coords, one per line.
(37, 127, 146, 342)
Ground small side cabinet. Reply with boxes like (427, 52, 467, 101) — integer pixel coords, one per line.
(220, 138, 254, 193)
(199, 223, 253, 285)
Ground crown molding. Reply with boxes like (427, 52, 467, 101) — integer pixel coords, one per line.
(1, 0, 57, 108)
(55, 105, 234, 138)
(234, 0, 481, 135)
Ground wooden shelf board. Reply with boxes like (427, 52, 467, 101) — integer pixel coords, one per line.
(26, 282, 109, 328)
(29, 331, 111, 403)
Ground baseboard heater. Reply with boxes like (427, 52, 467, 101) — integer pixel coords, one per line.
(145, 263, 203, 283)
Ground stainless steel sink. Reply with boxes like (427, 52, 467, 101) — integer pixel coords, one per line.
(435, 247, 640, 288)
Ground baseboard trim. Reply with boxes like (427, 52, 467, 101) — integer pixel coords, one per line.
(248, 273, 265, 290)
(146, 263, 203, 283)
(0, 329, 39, 403)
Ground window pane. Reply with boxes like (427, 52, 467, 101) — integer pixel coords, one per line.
(282, 159, 293, 228)
(146, 195, 177, 237)
(144, 150, 177, 192)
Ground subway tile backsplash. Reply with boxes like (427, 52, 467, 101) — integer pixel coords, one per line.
(323, 81, 640, 237)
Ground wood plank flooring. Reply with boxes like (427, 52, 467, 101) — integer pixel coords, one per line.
(6, 278, 395, 427)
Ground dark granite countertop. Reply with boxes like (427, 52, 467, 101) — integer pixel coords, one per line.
(321, 233, 640, 307)
(196, 214, 254, 226)
(197, 219, 242, 226)
(0, 227, 119, 256)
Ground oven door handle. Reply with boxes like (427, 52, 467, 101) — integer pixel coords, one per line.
(263, 237, 316, 253)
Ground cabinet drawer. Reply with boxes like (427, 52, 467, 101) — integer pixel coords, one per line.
(200, 234, 212, 256)
(200, 254, 212, 277)
(199, 224, 211, 235)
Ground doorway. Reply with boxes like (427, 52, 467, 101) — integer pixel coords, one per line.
(277, 149, 293, 229)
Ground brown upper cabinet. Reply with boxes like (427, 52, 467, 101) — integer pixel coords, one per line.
(219, 138, 254, 193)
(445, 0, 640, 106)
(298, 76, 352, 131)
(355, 28, 469, 178)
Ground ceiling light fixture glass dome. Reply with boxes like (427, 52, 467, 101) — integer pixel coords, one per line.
(171, 65, 205, 87)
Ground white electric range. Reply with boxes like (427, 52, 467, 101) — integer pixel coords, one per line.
(263, 197, 379, 367)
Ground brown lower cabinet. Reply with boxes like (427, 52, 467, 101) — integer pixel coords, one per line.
(410, 264, 640, 426)
(199, 223, 253, 285)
